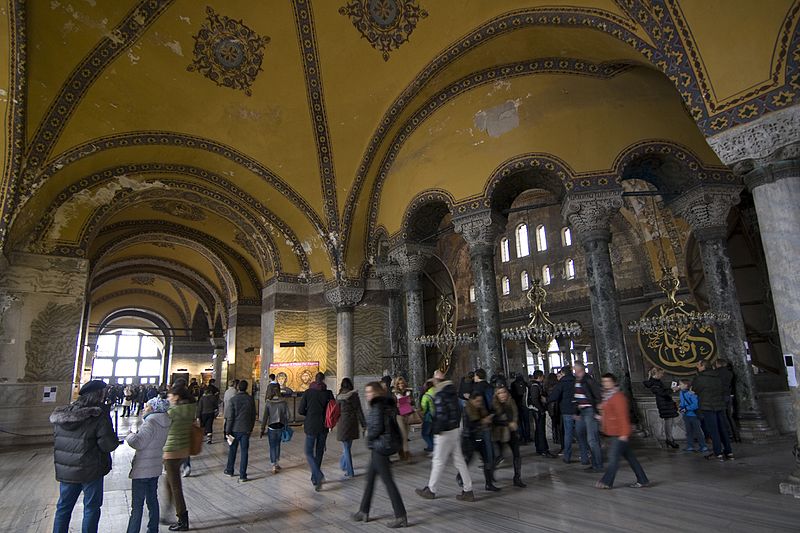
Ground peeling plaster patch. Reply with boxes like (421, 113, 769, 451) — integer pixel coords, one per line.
(164, 40, 183, 56)
(474, 100, 520, 138)
(301, 241, 313, 254)
(82, 0, 96, 6)
(179, 15, 191, 24)
(488, 79, 511, 95)
(127, 49, 140, 65)
(47, 176, 169, 241)
(50, 1, 61, 9)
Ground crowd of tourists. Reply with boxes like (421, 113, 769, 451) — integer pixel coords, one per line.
(48, 357, 740, 531)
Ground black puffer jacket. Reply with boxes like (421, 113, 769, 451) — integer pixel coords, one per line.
(366, 395, 400, 455)
(50, 403, 119, 483)
(693, 368, 725, 411)
(643, 377, 678, 419)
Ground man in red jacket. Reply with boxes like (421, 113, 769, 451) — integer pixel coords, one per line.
(595, 373, 649, 489)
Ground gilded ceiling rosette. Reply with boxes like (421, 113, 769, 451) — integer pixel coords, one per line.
(339, 0, 428, 61)
(187, 6, 270, 96)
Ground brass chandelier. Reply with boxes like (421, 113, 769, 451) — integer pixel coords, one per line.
(501, 279, 582, 353)
(416, 295, 476, 373)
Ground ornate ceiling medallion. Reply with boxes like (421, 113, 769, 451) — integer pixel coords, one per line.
(339, 0, 428, 61)
(187, 6, 270, 96)
(150, 199, 206, 221)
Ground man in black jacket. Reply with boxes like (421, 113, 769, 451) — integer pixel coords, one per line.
(510, 374, 531, 443)
(694, 359, 733, 460)
(530, 370, 557, 457)
(50, 380, 119, 533)
(224, 380, 256, 481)
(299, 372, 334, 491)
(547, 365, 577, 464)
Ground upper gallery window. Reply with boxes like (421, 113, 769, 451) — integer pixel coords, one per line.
(536, 224, 547, 252)
(561, 227, 572, 247)
(542, 265, 551, 285)
(501, 276, 510, 296)
(520, 270, 530, 291)
(500, 237, 510, 263)
(469, 286, 476, 303)
(565, 258, 576, 280)
(516, 224, 530, 257)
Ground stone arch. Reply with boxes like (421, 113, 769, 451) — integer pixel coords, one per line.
(399, 189, 455, 245)
(482, 153, 573, 216)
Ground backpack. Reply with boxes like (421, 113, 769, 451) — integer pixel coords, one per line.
(433, 384, 461, 434)
(325, 398, 340, 429)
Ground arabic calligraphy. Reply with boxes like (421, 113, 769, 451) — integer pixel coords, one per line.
(636, 301, 716, 375)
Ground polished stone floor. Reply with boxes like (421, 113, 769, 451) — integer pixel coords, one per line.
(3, 414, 800, 532)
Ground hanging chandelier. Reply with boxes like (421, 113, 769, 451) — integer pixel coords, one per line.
(416, 295, 476, 373)
(627, 195, 729, 335)
(501, 279, 582, 353)
(628, 266, 730, 334)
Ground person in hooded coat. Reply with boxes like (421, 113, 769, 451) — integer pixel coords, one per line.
(337, 377, 366, 479)
(643, 367, 679, 449)
(125, 396, 171, 533)
(259, 384, 290, 474)
(50, 380, 120, 533)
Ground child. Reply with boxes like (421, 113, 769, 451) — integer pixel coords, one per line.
(125, 397, 171, 533)
(678, 379, 708, 453)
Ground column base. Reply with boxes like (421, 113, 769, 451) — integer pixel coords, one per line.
(738, 415, 780, 443)
(779, 478, 800, 499)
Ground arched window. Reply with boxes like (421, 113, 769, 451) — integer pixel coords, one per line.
(469, 286, 476, 303)
(542, 265, 551, 285)
(565, 258, 576, 280)
(92, 329, 164, 385)
(536, 224, 547, 251)
(501, 276, 510, 296)
(500, 237, 510, 263)
(516, 224, 530, 257)
(520, 270, 530, 291)
(561, 227, 572, 247)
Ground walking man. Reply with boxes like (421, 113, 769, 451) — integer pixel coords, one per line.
(224, 380, 256, 481)
(573, 361, 604, 472)
(416, 370, 474, 502)
(298, 372, 334, 491)
(529, 370, 557, 458)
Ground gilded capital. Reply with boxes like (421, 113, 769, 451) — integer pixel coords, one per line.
(561, 189, 623, 243)
(670, 185, 742, 241)
(452, 210, 506, 255)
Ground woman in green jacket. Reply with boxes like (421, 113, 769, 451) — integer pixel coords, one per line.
(162, 382, 195, 531)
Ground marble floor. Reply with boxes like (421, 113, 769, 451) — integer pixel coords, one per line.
(3, 415, 800, 532)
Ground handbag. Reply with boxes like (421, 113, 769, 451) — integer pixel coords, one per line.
(281, 425, 294, 443)
(189, 422, 203, 456)
(397, 395, 414, 416)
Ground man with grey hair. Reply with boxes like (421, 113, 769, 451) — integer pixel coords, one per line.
(50, 380, 120, 533)
(416, 370, 474, 502)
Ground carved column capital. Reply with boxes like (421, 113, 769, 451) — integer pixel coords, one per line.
(375, 263, 403, 291)
(670, 185, 743, 241)
(388, 243, 432, 275)
(452, 210, 506, 256)
(324, 282, 364, 311)
(707, 105, 800, 171)
(561, 189, 623, 244)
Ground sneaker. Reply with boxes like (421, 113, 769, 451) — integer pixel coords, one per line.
(352, 511, 369, 523)
(539, 452, 558, 459)
(314, 481, 323, 492)
(415, 487, 435, 499)
(595, 481, 611, 489)
(272, 466, 278, 474)
(699, 447, 709, 453)
(725, 453, 735, 461)
(485, 483, 500, 492)
(456, 490, 475, 502)
(682, 447, 695, 452)
(223, 470, 235, 477)
(275, 464, 282, 471)
(705, 453, 724, 461)
(181, 465, 191, 477)
(238, 477, 249, 483)
(628, 482, 649, 488)
(386, 516, 408, 529)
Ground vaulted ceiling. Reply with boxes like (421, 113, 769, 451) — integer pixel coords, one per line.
(0, 0, 796, 329)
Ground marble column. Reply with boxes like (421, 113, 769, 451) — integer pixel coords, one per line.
(212, 338, 225, 388)
(325, 284, 364, 382)
(707, 104, 800, 495)
(390, 245, 430, 396)
(452, 211, 505, 373)
(671, 185, 775, 440)
(562, 190, 631, 392)
(377, 263, 407, 378)
(0, 252, 88, 446)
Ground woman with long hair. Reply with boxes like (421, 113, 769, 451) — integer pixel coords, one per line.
(643, 367, 679, 449)
(162, 381, 195, 531)
(337, 377, 366, 479)
(392, 376, 414, 461)
(260, 384, 290, 474)
(492, 386, 526, 488)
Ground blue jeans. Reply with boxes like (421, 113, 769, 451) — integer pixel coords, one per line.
(305, 432, 328, 485)
(562, 414, 576, 462)
(576, 407, 603, 469)
(267, 427, 282, 465)
(53, 477, 104, 533)
(599, 437, 648, 487)
(340, 439, 354, 477)
(126, 477, 159, 533)
(421, 414, 434, 451)
(682, 414, 707, 451)
(225, 432, 251, 479)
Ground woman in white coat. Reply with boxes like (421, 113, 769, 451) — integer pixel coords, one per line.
(125, 397, 171, 533)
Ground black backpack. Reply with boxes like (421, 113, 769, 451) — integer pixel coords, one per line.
(433, 384, 461, 434)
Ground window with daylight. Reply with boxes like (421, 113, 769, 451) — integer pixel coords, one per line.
(565, 258, 576, 280)
(516, 224, 530, 257)
(469, 286, 476, 303)
(91, 328, 165, 384)
(536, 224, 547, 251)
(542, 265, 551, 285)
(562, 227, 572, 247)
(501, 276, 510, 295)
(520, 270, 530, 291)
(500, 237, 510, 263)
